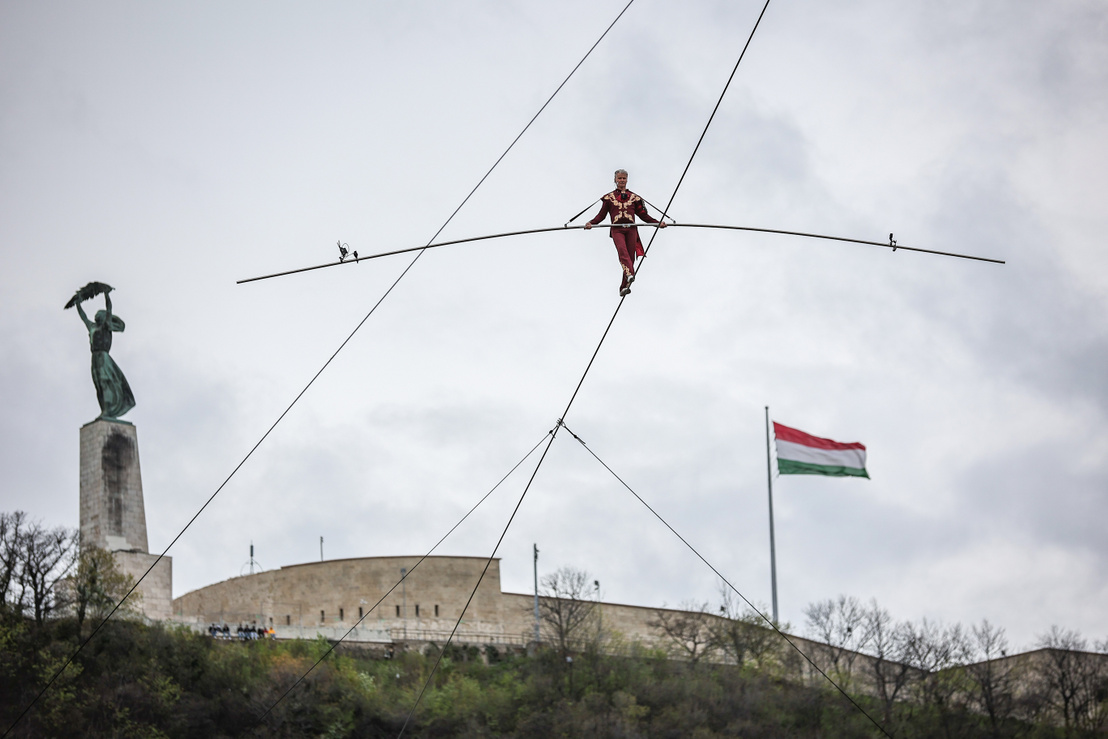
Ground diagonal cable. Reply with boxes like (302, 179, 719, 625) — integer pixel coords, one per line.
(397, 426, 562, 737)
(558, 419, 894, 739)
(258, 431, 552, 723)
(2, 235, 428, 739)
(638, 0, 775, 266)
(566, 0, 774, 418)
(1, 4, 637, 735)
(9, 0, 774, 734)
(393, 6, 779, 726)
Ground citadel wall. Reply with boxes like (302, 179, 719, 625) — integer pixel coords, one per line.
(174, 555, 787, 653)
(173, 555, 519, 643)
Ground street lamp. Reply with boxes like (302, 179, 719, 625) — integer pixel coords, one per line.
(594, 580, 601, 642)
(401, 567, 408, 641)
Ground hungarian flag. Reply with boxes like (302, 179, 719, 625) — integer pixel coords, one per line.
(773, 422, 868, 478)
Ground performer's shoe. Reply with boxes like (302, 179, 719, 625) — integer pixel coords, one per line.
(620, 285, 631, 296)
(627, 271, 636, 284)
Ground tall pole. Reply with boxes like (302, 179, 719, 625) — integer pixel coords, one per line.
(401, 567, 408, 641)
(765, 406, 779, 624)
(319, 536, 323, 562)
(533, 544, 540, 643)
(531, 542, 540, 642)
(594, 580, 601, 642)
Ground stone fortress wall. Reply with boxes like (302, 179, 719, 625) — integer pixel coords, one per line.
(171, 552, 1108, 719)
(171, 554, 727, 650)
(174, 556, 527, 644)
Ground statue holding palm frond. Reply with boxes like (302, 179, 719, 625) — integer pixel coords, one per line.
(66, 282, 135, 419)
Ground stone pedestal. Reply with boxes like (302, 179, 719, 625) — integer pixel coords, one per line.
(79, 419, 171, 620)
(80, 419, 147, 552)
(115, 551, 173, 621)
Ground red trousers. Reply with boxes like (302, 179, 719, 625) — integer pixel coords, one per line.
(612, 228, 641, 289)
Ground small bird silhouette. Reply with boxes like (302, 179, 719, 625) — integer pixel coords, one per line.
(337, 240, 359, 263)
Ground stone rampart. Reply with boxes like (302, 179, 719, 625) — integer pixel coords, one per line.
(173, 556, 519, 642)
(176, 556, 802, 655)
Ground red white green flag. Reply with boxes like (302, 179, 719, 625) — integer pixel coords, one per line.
(773, 422, 868, 478)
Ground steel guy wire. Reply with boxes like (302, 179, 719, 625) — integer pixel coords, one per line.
(397, 427, 563, 737)
(1, 2, 637, 733)
(259, 431, 552, 724)
(397, 1, 787, 731)
(558, 418, 894, 739)
(639, 0, 775, 265)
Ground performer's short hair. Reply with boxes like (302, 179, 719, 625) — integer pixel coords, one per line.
(614, 168, 628, 181)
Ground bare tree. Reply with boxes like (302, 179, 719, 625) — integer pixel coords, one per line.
(538, 566, 597, 659)
(803, 595, 870, 690)
(902, 618, 971, 736)
(16, 520, 76, 625)
(649, 601, 715, 666)
(1032, 626, 1108, 736)
(865, 600, 916, 726)
(712, 585, 779, 671)
(1095, 637, 1108, 733)
(0, 511, 28, 614)
(965, 620, 1018, 738)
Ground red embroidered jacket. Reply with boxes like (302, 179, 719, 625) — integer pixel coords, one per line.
(588, 190, 660, 257)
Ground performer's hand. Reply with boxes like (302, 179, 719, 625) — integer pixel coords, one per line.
(584, 222, 592, 230)
(658, 222, 667, 228)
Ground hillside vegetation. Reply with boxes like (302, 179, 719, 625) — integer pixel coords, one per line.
(0, 615, 1102, 738)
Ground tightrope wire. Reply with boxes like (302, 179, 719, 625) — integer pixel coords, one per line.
(255, 0, 642, 727)
(392, 1, 779, 731)
(1, 1, 637, 734)
(238, 222, 1001, 284)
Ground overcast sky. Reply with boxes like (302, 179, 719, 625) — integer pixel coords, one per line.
(2, 0, 1105, 652)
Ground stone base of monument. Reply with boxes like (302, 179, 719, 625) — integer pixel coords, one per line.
(80, 418, 173, 621)
(113, 551, 173, 622)
(80, 419, 149, 551)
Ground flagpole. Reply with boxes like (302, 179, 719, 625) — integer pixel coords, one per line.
(765, 406, 779, 624)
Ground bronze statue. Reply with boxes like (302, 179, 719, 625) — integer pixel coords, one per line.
(66, 282, 135, 420)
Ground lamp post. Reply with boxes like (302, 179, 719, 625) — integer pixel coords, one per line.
(532, 544, 540, 645)
(401, 567, 408, 641)
(594, 580, 601, 643)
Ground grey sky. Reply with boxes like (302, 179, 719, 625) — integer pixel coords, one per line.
(1, 0, 1105, 650)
